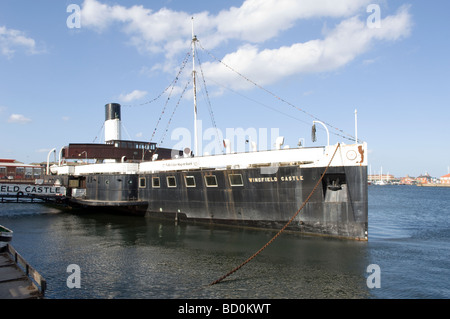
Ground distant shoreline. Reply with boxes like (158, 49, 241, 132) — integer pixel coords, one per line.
(417, 183, 450, 188)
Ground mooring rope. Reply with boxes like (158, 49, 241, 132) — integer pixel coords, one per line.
(209, 143, 341, 286)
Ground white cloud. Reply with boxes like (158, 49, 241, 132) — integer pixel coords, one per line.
(201, 5, 412, 89)
(80, 0, 372, 51)
(0, 26, 38, 58)
(213, 0, 372, 43)
(8, 114, 32, 124)
(362, 58, 377, 65)
(81, 0, 193, 56)
(80, 0, 412, 90)
(119, 89, 148, 102)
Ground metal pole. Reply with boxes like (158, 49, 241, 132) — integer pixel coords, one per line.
(191, 17, 199, 157)
(355, 109, 358, 144)
(46, 148, 56, 175)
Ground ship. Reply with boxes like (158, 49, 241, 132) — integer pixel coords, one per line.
(47, 29, 368, 241)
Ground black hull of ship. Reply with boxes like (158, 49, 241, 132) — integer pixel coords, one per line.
(69, 165, 368, 240)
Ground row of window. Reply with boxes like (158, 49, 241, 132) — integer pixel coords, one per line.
(139, 174, 244, 189)
(0, 166, 43, 179)
(107, 140, 157, 150)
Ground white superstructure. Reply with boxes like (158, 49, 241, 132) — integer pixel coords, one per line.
(50, 142, 367, 176)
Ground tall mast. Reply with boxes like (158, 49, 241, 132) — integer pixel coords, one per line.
(191, 17, 199, 157)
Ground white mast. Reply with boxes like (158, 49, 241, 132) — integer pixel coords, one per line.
(191, 17, 199, 157)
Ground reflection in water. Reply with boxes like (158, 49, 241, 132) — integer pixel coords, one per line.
(1, 205, 371, 299)
(2, 185, 449, 299)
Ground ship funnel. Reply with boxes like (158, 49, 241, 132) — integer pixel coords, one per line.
(105, 103, 121, 143)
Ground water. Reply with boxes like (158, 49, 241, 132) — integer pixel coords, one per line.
(0, 185, 449, 299)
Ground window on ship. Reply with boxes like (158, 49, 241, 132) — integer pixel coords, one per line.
(185, 176, 196, 187)
(139, 177, 146, 188)
(229, 174, 244, 186)
(205, 175, 218, 187)
(152, 177, 160, 188)
(167, 176, 177, 188)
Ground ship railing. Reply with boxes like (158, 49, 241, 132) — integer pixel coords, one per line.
(2, 244, 46, 297)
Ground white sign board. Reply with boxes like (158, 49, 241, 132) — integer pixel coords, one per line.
(0, 184, 66, 196)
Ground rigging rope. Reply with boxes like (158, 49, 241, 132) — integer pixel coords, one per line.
(92, 122, 105, 143)
(122, 51, 191, 108)
(197, 40, 357, 143)
(157, 79, 192, 148)
(209, 143, 341, 286)
(149, 51, 191, 145)
(139, 51, 191, 160)
(195, 46, 224, 154)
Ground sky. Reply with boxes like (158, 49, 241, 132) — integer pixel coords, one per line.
(0, 0, 449, 178)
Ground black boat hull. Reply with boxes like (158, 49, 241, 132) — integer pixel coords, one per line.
(74, 164, 368, 240)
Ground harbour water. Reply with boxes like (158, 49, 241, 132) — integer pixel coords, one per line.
(0, 185, 448, 299)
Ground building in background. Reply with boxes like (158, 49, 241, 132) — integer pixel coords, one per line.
(0, 159, 44, 181)
(440, 173, 450, 184)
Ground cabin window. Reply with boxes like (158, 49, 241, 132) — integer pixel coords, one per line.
(205, 175, 218, 187)
(229, 174, 244, 186)
(33, 168, 43, 178)
(185, 176, 196, 187)
(139, 177, 146, 188)
(152, 177, 160, 188)
(25, 167, 33, 179)
(15, 167, 24, 177)
(167, 176, 177, 188)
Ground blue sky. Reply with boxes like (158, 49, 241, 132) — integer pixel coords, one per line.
(1, 0, 449, 178)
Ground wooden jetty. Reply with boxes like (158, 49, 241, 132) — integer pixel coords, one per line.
(0, 244, 46, 299)
(0, 193, 62, 204)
